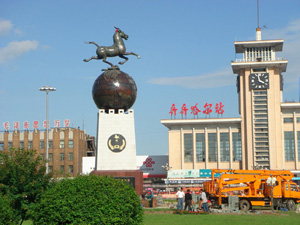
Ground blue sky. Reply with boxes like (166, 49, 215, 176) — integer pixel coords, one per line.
(1, 0, 300, 155)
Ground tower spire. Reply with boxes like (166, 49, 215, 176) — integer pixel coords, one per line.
(256, 0, 261, 40)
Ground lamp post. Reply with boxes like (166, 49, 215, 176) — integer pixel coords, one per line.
(266, 174, 277, 212)
(39, 86, 56, 174)
(162, 163, 172, 194)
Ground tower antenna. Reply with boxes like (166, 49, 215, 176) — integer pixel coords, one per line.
(257, 0, 260, 28)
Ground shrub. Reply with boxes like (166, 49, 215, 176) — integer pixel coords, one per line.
(0, 148, 52, 224)
(0, 193, 15, 225)
(32, 175, 143, 224)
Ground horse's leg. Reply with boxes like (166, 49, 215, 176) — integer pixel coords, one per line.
(103, 57, 115, 67)
(118, 55, 128, 65)
(123, 52, 141, 59)
(83, 56, 98, 62)
(85, 41, 100, 48)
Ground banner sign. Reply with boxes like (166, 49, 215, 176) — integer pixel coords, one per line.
(169, 102, 224, 119)
(168, 169, 220, 178)
(2, 119, 70, 130)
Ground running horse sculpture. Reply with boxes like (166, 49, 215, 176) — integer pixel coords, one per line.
(83, 27, 140, 67)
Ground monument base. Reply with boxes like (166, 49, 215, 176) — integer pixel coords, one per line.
(91, 170, 143, 195)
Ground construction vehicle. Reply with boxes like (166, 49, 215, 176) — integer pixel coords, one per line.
(203, 169, 300, 211)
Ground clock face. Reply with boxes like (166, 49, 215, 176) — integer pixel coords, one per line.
(249, 73, 269, 89)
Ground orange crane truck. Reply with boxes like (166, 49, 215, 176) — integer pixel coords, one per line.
(203, 169, 300, 211)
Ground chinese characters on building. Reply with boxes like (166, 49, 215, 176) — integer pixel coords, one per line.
(2, 119, 71, 130)
(169, 103, 224, 118)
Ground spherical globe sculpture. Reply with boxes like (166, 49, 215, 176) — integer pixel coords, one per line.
(92, 69, 137, 112)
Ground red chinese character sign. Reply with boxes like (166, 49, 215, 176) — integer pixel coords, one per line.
(180, 104, 188, 118)
(169, 102, 225, 119)
(13, 122, 19, 130)
(24, 121, 29, 129)
(215, 102, 224, 116)
(3, 122, 9, 130)
(191, 103, 201, 118)
(169, 104, 178, 119)
(64, 119, 70, 127)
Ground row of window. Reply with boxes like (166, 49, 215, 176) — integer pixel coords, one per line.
(283, 118, 300, 123)
(0, 140, 74, 150)
(40, 152, 74, 161)
(184, 132, 242, 163)
(48, 165, 73, 173)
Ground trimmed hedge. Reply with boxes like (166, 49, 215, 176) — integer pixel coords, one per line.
(32, 175, 143, 224)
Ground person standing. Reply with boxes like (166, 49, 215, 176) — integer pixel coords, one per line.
(200, 189, 209, 212)
(184, 189, 192, 211)
(176, 187, 185, 211)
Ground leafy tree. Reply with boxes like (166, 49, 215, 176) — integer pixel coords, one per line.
(0, 192, 15, 225)
(0, 148, 52, 224)
(32, 175, 143, 225)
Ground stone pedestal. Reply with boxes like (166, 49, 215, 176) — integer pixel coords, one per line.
(91, 170, 143, 195)
(93, 108, 143, 195)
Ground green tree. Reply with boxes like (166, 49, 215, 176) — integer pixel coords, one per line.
(0, 148, 52, 224)
(32, 175, 143, 225)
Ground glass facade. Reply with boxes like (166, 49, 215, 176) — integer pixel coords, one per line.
(184, 133, 193, 162)
(232, 132, 242, 161)
(196, 133, 205, 162)
(208, 133, 217, 162)
(220, 133, 229, 162)
(284, 131, 294, 161)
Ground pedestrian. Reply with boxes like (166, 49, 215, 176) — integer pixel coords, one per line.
(176, 187, 185, 211)
(184, 189, 192, 211)
(200, 189, 209, 212)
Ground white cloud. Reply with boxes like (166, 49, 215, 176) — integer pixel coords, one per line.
(148, 18, 300, 90)
(148, 68, 234, 89)
(263, 18, 300, 85)
(0, 40, 39, 64)
(0, 19, 13, 35)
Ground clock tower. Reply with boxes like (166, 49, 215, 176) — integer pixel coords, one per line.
(232, 27, 288, 170)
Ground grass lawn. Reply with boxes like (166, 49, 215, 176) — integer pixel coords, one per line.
(23, 209, 300, 225)
(143, 210, 300, 225)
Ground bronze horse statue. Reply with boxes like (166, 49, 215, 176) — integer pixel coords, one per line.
(83, 27, 140, 67)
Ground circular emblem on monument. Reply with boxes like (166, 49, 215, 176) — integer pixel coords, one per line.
(107, 134, 126, 152)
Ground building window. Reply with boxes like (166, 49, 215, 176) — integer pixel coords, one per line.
(232, 132, 242, 161)
(68, 152, 73, 161)
(40, 141, 44, 149)
(284, 131, 294, 161)
(28, 141, 33, 149)
(49, 141, 53, 149)
(69, 140, 73, 148)
(208, 133, 217, 162)
(20, 142, 24, 149)
(220, 133, 229, 162)
(0, 142, 4, 150)
(60, 153, 64, 161)
(60, 140, 64, 148)
(49, 153, 53, 162)
(49, 166, 53, 173)
(196, 133, 205, 162)
(40, 153, 44, 160)
(297, 117, 300, 123)
(60, 165, 64, 173)
(68, 165, 73, 173)
(184, 133, 193, 162)
(8, 142, 12, 148)
(284, 118, 293, 123)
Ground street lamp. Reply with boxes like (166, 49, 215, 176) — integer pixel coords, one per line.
(266, 174, 277, 211)
(39, 86, 56, 174)
(162, 163, 172, 194)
